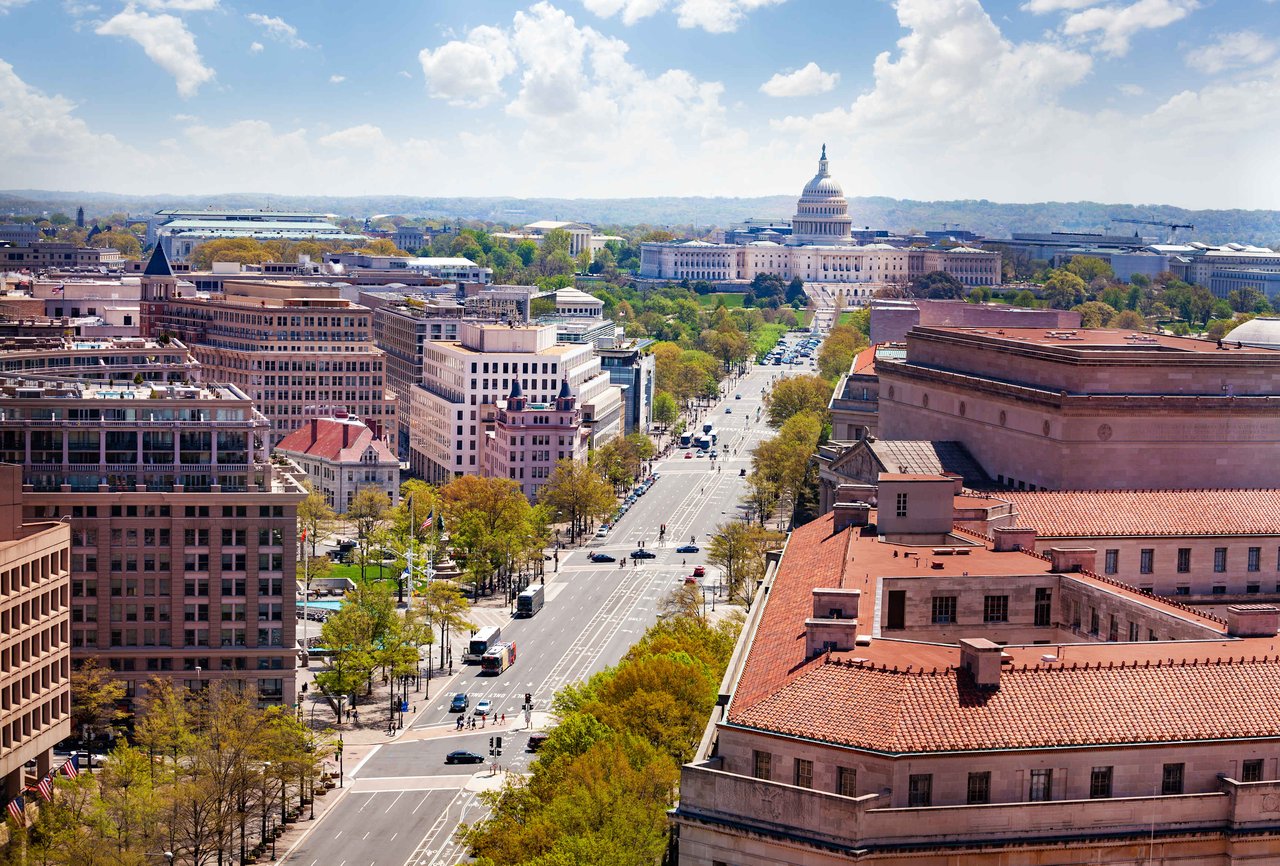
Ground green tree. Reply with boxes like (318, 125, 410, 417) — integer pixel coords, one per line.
(1064, 255, 1114, 283)
(540, 458, 616, 542)
(707, 522, 784, 605)
(347, 488, 391, 582)
(1109, 309, 1147, 330)
(910, 270, 964, 299)
(418, 580, 474, 670)
(651, 390, 678, 428)
(1043, 269, 1087, 309)
(1073, 300, 1120, 329)
(764, 374, 832, 428)
(71, 658, 128, 746)
(816, 323, 868, 381)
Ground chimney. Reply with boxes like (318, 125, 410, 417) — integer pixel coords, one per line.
(1047, 547, 1096, 573)
(804, 588, 861, 657)
(959, 638, 1002, 690)
(993, 526, 1037, 552)
(342, 422, 351, 448)
(832, 501, 871, 533)
(835, 483, 876, 505)
(942, 471, 964, 494)
(1226, 604, 1280, 638)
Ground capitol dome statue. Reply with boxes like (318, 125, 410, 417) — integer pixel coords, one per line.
(788, 144, 853, 246)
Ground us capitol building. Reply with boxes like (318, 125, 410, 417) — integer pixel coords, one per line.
(639, 146, 1000, 297)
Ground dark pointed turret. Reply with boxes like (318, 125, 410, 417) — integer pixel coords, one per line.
(555, 379, 575, 411)
(506, 378, 527, 411)
(143, 242, 174, 277)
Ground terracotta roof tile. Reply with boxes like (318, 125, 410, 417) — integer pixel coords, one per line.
(1004, 489, 1280, 537)
(275, 417, 395, 464)
(734, 656, 1280, 753)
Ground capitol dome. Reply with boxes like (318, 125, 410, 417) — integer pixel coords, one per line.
(1224, 316, 1280, 349)
(788, 144, 853, 246)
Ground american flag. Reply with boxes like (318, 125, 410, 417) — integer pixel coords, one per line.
(7, 795, 25, 826)
(35, 776, 53, 801)
(61, 754, 79, 778)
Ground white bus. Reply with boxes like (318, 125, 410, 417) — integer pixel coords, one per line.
(463, 625, 502, 663)
(515, 585, 545, 618)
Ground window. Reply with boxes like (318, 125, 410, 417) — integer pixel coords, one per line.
(1161, 763, 1184, 795)
(1108, 615, 1119, 642)
(752, 750, 771, 780)
(931, 596, 957, 624)
(1140, 549, 1154, 574)
(908, 774, 932, 807)
(1128, 621, 1139, 641)
(794, 758, 813, 789)
(983, 595, 1008, 623)
(1029, 768, 1052, 802)
(1104, 549, 1119, 575)
(1090, 607, 1100, 635)
(1242, 759, 1264, 783)
(895, 492, 908, 518)
(967, 771, 991, 805)
(1214, 548, 1227, 573)
(1034, 588, 1051, 627)
(1177, 548, 1191, 573)
(837, 766, 856, 797)
(1090, 766, 1113, 799)
(1249, 547, 1261, 572)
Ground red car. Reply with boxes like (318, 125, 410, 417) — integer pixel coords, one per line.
(693, 566, 706, 577)
(684, 452, 693, 459)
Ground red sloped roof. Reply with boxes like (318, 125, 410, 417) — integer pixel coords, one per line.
(1004, 489, 1280, 537)
(733, 655, 1280, 753)
(275, 418, 395, 464)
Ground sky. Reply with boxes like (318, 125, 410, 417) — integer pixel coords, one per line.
(0, 0, 1277, 209)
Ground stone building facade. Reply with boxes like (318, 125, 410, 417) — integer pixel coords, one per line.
(877, 326, 1280, 490)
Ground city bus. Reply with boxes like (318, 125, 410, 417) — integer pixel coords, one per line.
(480, 641, 517, 675)
(463, 625, 502, 664)
(679, 432, 692, 448)
(515, 584, 545, 618)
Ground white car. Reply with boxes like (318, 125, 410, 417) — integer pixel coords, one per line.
(596, 526, 609, 538)
(474, 699, 493, 716)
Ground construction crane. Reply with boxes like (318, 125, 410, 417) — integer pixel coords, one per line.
(1110, 217, 1195, 243)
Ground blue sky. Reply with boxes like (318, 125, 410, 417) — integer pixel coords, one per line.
(0, 0, 1276, 208)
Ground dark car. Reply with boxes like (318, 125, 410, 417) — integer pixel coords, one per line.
(527, 731, 551, 752)
(630, 549, 657, 559)
(676, 544, 699, 554)
(449, 693, 469, 712)
(589, 552, 617, 563)
(445, 750, 485, 765)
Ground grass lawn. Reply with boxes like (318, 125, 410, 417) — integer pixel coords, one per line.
(838, 310, 858, 325)
(696, 292, 746, 308)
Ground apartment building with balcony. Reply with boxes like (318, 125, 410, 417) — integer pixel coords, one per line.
(0, 464, 71, 805)
(138, 244, 395, 436)
(676, 475, 1280, 865)
(0, 368, 306, 710)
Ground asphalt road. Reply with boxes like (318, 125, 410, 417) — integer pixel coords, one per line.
(280, 351, 815, 866)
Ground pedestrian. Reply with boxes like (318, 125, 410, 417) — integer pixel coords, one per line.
(481, 713, 486, 728)
(501, 713, 505, 724)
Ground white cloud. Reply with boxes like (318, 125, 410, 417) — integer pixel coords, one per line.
(418, 23, 515, 106)
(1117, 82, 1144, 95)
(329, 74, 345, 84)
(582, 0, 785, 32)
(247, 12, 309, 49)
(249, 40, 263, 53)
(1019, 0, 1096, 11)
(760, 62, 839, 97)
(95, 5, 214, 97)
(0, 0, 33, 13)
(135, 0, 218, 8)
(172, 112, 198, 121)
(770, 0, 1280, 208)
(1057, 0, 1198, 56)
(319, 124, 386, 149)
(1186, 30, 1276, 74)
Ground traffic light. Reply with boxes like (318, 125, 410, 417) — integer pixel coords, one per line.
(489, 736, 495, 750)
(525, 692, 532, 707)
(496, 736, 503, 756)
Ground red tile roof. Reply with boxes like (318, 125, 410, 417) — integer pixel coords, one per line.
(733, 654, 1280, 753)
(275, 417, 395, 464)
(1003, 489, 1280, 537)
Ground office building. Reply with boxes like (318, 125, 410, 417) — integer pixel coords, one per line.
(138, 245, 396, 436)
(485, 380, 588, 500)
(596, 338, 654, 435)
(0, 362, 306, 709)
(409, 322, 622, 486)
(150, 209, 365, 263)
(877, 326, 1280, 490)
(491, 221, 623, 262)
(323, 253, 492, 285)
(0, 464, 71, 805)
(676, 475, 1280, 865)
(0, 244, 124, 270)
